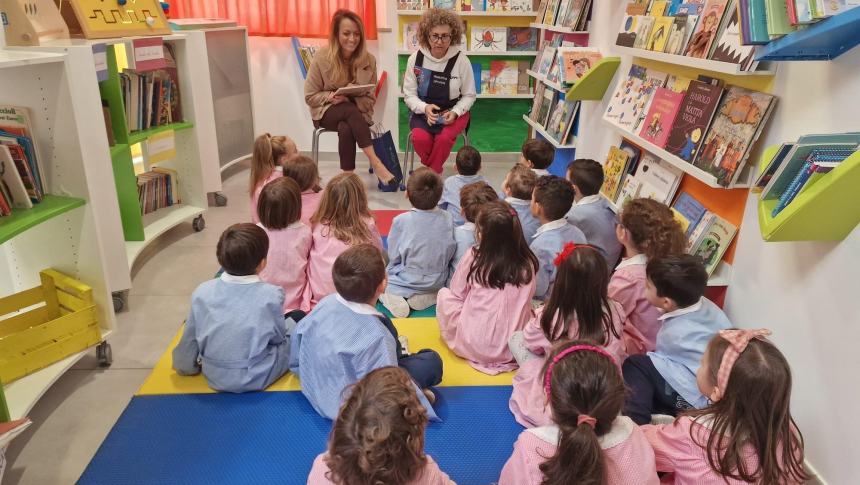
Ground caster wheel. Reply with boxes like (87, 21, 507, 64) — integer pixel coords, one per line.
(214, 193, 228, 207)
(192, 215, 206, 232)
(97, 342, 113, 367)
(368, 167, 374, 174)
(399, 183, 406, 191)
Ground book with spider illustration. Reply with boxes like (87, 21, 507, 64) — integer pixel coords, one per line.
(470, 26, 508, 51)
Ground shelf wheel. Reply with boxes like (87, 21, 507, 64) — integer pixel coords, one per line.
(112, 291, 127, 313)
(214, 192, 228, 207)
(192, 215, 206, 232)
(96, 342, 113, 367)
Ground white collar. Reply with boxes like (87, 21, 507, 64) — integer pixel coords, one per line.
(532, 168, 551, 177)
(527, 416, 635, 450)
(336, 294, 383, 316)
(257, 221, 305, 230)
(411, 207, 442, 213)
(219, 273, 261, 284)
(615, 253, 647, 270)
(658, 297, 704, 321)
(505, 197, 531, 206)
(576, 194, 602, 206)
(460, 222, 475, 231)
(534, 218, 567, 238)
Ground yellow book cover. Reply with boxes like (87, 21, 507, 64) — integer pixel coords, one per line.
(601, 146, 630, 201)
(671, 207, 691, 234)
(648, 16, 675, 51)
(650, 0, 669, 16)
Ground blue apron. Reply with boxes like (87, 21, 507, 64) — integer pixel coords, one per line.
(410, 51, 461, 134)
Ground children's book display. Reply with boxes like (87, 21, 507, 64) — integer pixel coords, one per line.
(672, 191, 737, 276)
(604, 64, 777, 187)
(556, 47, 602, 84)
(471, 26, 509, 51)
(481, 60, 531, 94)
(399, 0, 430, 9)
(0, 105, 45, 216)
(137, 167, 180, 216)
(118, 45, 183, 133)
(528, 80, 580, 145)
(403, 23, 420, 50)
(535, 0, 592, 30)
(603, 138, 685, 208)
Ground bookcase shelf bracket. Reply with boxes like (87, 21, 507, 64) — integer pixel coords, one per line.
(756, 7, 860, 61)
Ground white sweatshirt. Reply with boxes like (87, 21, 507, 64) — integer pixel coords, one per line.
(402, 46, 477, 117)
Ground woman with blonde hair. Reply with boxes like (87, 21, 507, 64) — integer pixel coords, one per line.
(305, 9, 399, 191)
(403, 8, 477, 174)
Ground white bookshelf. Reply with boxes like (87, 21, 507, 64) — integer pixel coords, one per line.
(126, 204, 206, 269)
(612, 46, 776, 76)
(398, 92, 533, 99)
(397, 10, 538, 16)
(522, 114, 576, 148)
(0, 49, 65, 68)
(397, 49, 539, 56)
(529, 22, 588, 35)
(526, 69, 566, 92)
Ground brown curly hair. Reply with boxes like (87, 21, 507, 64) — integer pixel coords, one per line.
(619, 198, 686, 260)
(418, 8, 464, 50)
(324, 367, 428, 485)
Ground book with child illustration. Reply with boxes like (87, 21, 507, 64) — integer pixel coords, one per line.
(556, 48, 602, 85)
(672, 191, 707, 238)
(664, 80, 724, 163)
(684, 0, 728, 58)
(603, 64, 668, 134)
(639, 87, 685, 148)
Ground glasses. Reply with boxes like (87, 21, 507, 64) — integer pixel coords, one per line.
(429, 33, 452, 43)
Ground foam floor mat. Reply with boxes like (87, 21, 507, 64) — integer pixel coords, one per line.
(79, 387, 522, 485)
(137, 318, 513, 396)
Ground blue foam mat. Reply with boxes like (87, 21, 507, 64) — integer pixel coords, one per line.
(79, 386, 522, 485)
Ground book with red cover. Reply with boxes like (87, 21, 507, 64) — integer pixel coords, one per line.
(664, 80, 724, 162)
(638, 87, 685, 148)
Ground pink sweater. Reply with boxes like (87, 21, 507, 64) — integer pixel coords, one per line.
(608, 254, 662, 355)
(300, 190, 322, 226)
(306, 217, 383, 308)
(258, 222, 312, 312)
(249, 169, 282, 224)
(307, 453, 454, 485)
(499, 416, 659, 484)
(509, 303, 627, 427)
(436, 247, 535, 375)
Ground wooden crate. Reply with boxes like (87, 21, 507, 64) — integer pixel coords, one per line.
(0, 269, 101, 384)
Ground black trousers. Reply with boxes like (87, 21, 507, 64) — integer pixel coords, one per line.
(622, 354, 693, 425)
(378, 315, 443, 389)
(316, 102, 373, 171)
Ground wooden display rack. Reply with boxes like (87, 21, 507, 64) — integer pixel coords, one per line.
(57, 0, 171, 39)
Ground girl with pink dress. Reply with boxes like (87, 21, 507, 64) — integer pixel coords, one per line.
(307, 172, 383, 308)
(307, 367, 454, 485)
(500, 340, 659, 485)
(282, 154, 323, 226)
(436, 200, 538, 374)
(609, 198, 686, 355)
(508, 243, 626, 428)
(642, 329, 811, 484)
(248, 133, 297, 224)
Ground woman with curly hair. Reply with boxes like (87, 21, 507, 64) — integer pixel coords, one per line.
(307, 367, 454, 485)
(403, 8, 477, 174)
(305, 10, 399, 191)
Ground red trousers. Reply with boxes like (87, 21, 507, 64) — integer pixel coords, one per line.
(411, 112, 470, 174)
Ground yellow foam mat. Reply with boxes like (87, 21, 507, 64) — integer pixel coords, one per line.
(136, 318, 514, 396)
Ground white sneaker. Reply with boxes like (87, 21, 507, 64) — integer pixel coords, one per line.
(397, 335, 410, 356)
(407, 292, 437, 311)
(379, 293, 410, 318)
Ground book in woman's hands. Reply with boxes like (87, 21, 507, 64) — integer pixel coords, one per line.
(333, 84, 375, 97)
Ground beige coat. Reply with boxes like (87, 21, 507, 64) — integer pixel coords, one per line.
(304, 47, 377, 125)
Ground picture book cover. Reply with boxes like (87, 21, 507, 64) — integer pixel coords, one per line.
(648, 16, 675, 51)
(517, 60, 531, 94)
(432, 0, 459, 9)
(0, 105, 44, 194)
(530, 83, 546, 122)
(615, 176, 642, 207)
(684, 0, 728, 58)
(639, 87, 685, 148)
(665, 80, 724, 162)
(507, 0, 536, 11)
(507, 27, 538, 51)
(709, 5, 756, 70)
(692, 214, 736, 276)
(557, 48, 602, 84)
(672, 191, 708, 237)
(547, 99, 580, 144)
(601, 146, 631, 201)
(398, 0, 430, 9)
(543, 0, 562, 24)
(677, 0, 707, 14)
(537, 45, 557, 75)
(635, 154, 684, 204)
(471, 26, 508, 51)
(694, 85, 776, 186)
(680, 14, 701, 51)
(482, 60, 520, 94)
(627, 1, 649, 15)
(603, 65, 669, 133)
(536, 88, 557, 127)
(461, 0, 483, 10)
(555, 0, 574, 25)
(633, 16, 657, 49)
(561, 0, 589, 28)
(664, 15, 690, 54)
(630, 67, 670, 134)
(616, 14, 639, 47)
(665, 74, 693, 93)
(403, 23, 420, 50)
(685, 211, 714, 252)
(619, 138, 644, 176)
(651, 0, 670, 15)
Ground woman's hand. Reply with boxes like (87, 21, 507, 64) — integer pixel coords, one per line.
(442, 111, 458, 125)
(329, 93, 348, 105)
(424, 104, 441, 125)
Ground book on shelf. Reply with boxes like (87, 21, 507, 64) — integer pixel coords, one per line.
(472, 63, 483, 93)
(663, 15, 689, 53)
(536, 45, 557, 75)
(665, 74, 694, 93)
(747, 0, 771, 43)
(616, 14, 639, 46)
(0, 105, 45, 200)
(633, 15, 657, 49)
(432, 0, 459, 9)
(546, 99, 580, 144)
(516, 61, 531, 94)
(0, 145, 33, 211)
(137, 168, 180, 215)
(535, 88, 557, 126)
(648, 16, 676, 51)
(601, 147, 631, 201)
(709, 3, 757, 69)
(471, 26, 508, 52)
(639, 87, 685, 148)
(605, 64, 669, 134)
(556, 47, 601, 85)
(403, 23, 420, 50)
(619, 138, 645, 176)
(691, 213, 736, 276)
(529, 83, 547, 120)
(481, 60, 522, 94)
(770, 147, 856, 215)
(672, 191, 708, 237)
(684, 0, 729, 58)
(753, 142, 795, 191)
(693, 85, 776, 186)
(558, 0, 591, 29)
(760, 132, 860, 199)
(399, 0, 430, 8)
(634, 153, 684, 204)
(507, 27, 538, 51)
(664, 80, 724, 162)
(764, 0, 796, 37)
(616, 177, 642, 208)
(118, 45, 183, 134)
(543, 0, 562, 24)
(652, 0, 671, 15)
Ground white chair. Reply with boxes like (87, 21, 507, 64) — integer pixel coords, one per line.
(401, 129, 470, 191)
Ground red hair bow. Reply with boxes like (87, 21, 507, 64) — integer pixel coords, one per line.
(553, 242, 592, 267)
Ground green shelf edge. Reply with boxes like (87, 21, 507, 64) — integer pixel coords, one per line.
(127, 121, 194, 145)
(565, 57, 621, 101)
(0, 195, 86, 245)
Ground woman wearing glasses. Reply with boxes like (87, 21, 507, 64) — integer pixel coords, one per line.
(403, 8, 477, 174)
(305, 9, 399, 190)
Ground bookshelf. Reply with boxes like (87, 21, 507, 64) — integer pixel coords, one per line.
(526, 69, 565, 91)
(756, 6, 860, 61)
(529, 23, 587, 35)
(0, 49, 117, 420)
(397, 93, 534, 99)
(397, 49, 539, 56)
(397, 10, 538, 17)
(522, 114, 576, 148)
(613, 46, 776, 76)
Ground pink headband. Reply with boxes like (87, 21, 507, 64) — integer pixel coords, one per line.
(544, 344, 617, 398)
(714, 328, 772, 400)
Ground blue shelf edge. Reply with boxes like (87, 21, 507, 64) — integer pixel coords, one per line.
(756, 7, 860, 61)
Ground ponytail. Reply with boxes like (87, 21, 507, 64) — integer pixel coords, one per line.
(251, 133, 275, 193)
(540, 422, 605, 485)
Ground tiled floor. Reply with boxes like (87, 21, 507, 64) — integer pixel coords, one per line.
(3, 159, 516, 484)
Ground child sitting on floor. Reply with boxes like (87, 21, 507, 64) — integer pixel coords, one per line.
(622, 255, 731, 425)
(530, 176, 587, 301)
(500, 340, 658, 485)
(282, 155, 323, 226)
(378, 168, 456, 318)
(501, 165, 540, 241)
(439, 146, 487, 227)
(437, 200, 538, 375)
(642, 329, 810, 484)
(257, 177, 311, 314)
(610, 198, 686, 355)
(566, 158, 624, 272)
(307, 172, 383, 308)
(308, 367, 455, 485)
(452, 181, 498, 270)
(291, 244, 443, 420)
(508, 243, 626, 428)
(249, 133, 297, 223)
(173, 223, 292, 393)
(520, 139, 554, 177)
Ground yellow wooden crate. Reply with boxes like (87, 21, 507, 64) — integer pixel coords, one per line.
(0, 269, 102, 383)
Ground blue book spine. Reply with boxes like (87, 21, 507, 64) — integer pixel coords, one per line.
(674, 193, 707, 238)
(772, 160, 813, 216)
(472, 63, 482, 94)
(748, 0, 771, 44)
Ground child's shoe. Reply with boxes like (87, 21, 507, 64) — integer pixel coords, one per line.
(379, 293, 410, 318)
(397, 335, 410, 356)
(407, 292, 437, 311)
(422, 388, 436, 404)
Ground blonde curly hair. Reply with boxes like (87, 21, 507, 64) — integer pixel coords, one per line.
(418, 8, 464, 50)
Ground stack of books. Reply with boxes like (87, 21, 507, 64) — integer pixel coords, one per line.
(672, 191, 737, 276)
(603, 139, 685, 208)
(536, 0, 592, 30)
(0, 105, 45, 216)
(137, 167, 181, 215)
(118, 45, 183, 133)
(604, 63, 777, 187)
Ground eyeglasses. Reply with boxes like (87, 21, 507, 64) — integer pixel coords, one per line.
(430, 33, 452, 43)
